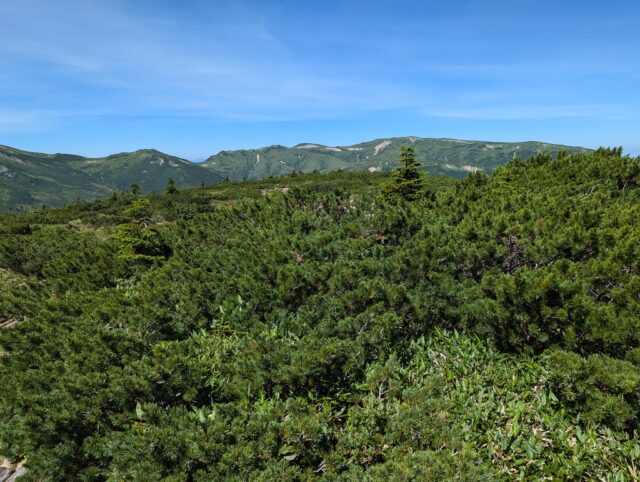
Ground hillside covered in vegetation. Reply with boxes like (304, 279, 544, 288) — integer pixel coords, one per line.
(0, 137, 589, 211)
(202, 137, 590, 182)
(0, 145, 222, 211)
(1, 149, 640, 480)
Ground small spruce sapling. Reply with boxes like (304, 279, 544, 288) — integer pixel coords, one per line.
(384, 146, 424, 201)
(166, 178, 178, 195)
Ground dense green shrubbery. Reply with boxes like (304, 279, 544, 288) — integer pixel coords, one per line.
(1, 151, 640, 480)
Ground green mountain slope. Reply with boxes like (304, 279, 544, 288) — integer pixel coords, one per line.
(0, 137, 590, 211)
(0, 146, 221, 211)
(202, 137, 591, 180)
(0, 145, 111, 209)
(68, 149, 221, 193)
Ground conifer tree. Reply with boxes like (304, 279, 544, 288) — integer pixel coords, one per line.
(166, 178, 178, 194)
(384, 146, 423, 201)
(114, 198, 168, 266)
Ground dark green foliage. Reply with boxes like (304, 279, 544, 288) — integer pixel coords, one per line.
(2, 154, 640, 480)
(166, 178, 178, 195)
(113, 198, 170, 268)
(384, 146, 423, 200)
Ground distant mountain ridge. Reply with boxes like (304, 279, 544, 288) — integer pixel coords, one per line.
(0, 146, 221, 211)
(0, 137, 591, 210)
(202, 137, 591, 180)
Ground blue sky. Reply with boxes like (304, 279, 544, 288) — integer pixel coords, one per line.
(1, 0, 639, 159)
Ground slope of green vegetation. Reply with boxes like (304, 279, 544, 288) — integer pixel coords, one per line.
(202, 137, 590, 180)
(1, 149, 639, 480)
(68, 149, 221, 193)
(0, 145, 220, 211)
(0, 145, 111, 210)
(1, 137, 589, 211)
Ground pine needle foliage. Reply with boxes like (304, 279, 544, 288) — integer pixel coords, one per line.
(384, 146, 424, 201)
(2, 155, 640, 480)
(166, 178, 178, 195)
(113, 198, 169, 266)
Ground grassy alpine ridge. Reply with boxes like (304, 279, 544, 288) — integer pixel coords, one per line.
(0, 145, 221, 211)
(1, 148, 640, 480)
(0, 137, 589, 211)
(202, 137, 590, 181)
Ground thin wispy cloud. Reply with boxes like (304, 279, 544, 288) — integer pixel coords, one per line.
(422, 104, 638, 121)
(0, 110, 52, 133)
(0, 0, 416, 125)
(0, 0, 639, 156)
